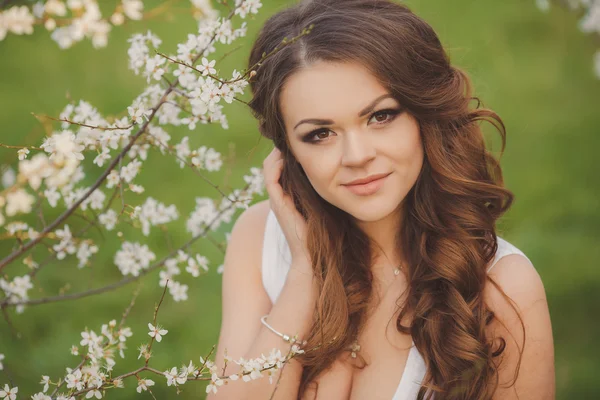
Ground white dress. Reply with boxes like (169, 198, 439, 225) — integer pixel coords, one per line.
(260, 209, 531, 400)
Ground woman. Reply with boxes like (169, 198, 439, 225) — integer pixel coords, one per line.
(210, 0, 555, 399)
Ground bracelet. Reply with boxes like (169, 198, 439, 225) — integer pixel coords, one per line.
(260, 314, 308, 346)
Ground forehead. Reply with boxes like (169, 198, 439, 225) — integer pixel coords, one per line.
(280, 61, 388, 127)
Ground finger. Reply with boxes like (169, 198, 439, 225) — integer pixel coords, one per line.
(264, 158, 284, 187)
(263, 147, 281, 168)
(262, 149, 281, 180)
(264, 159, 285, 204)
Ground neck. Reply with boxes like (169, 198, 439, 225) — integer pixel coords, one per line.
(355, 204, 405, 278)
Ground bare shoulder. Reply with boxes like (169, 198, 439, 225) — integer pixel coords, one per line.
(234, 198, 271, 231)
(484, 254, 546, 309)
(228, 199, 271, 263)
(483, 254, 555, 399)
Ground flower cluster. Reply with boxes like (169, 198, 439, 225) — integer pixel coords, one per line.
(0, 0, 217, 49)
(0, 275, 33, 314)
(114, 241, 156, 277)
(11, 319, 135, 399)
(0, 291, 308, 398)
(157, 250, 210, 302)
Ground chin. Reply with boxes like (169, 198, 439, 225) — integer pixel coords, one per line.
(337, 199, 403, 223)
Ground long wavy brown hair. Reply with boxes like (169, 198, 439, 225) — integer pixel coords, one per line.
(247, 0, 525, 399)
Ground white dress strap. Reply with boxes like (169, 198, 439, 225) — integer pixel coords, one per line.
(261, 209, 293, 304)
(392, 340, 427, 400)
(486, 236, 531, 273)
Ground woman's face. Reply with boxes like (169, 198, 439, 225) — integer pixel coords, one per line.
(279, 60, 424, 222)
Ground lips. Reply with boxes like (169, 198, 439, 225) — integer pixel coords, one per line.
(343, 172, 392, 186)
(342, 172, 392, 196)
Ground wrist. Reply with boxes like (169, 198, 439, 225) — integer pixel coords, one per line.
(285, 271, 319, 304)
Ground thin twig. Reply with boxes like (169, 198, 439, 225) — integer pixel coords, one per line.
(144, 282, 169, 367)
(31, 113, 134, 131)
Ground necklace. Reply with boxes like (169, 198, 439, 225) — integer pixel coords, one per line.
(347, 262, 402, 358)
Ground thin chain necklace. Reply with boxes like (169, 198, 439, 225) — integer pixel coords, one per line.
(347, 261, 403, 358)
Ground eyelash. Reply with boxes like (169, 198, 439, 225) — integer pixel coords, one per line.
(302, 108, 403, 143)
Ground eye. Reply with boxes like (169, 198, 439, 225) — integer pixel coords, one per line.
(302, 108, 403, 143)
(368, 108, 402, 125)
(303, 129, 334, 143)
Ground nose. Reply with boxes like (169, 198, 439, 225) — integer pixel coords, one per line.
(340, 130, 376, 167)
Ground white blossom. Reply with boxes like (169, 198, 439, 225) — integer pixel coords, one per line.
(199, 57, 217, 76)
(46, 0, 68, 16)
(120, 158, 142, 183)
(106, 170, 120, 188)
(5, 188, 35, 216)
(143, 54, 167, 83)
(114, 241, 156, 276)
(136, 378, 154, 393)
(41, 130, 85, 162)
(168, 281, 188, 302)
(98, 209, 118, 230)
(127, 100, 153, 124)
(5, 221, 28, 236)
(186, 254, 209, 277)
(148, 323, 168, 342)
(0, 274, 33, 313)
(135, 197, 179, 236)
(205, 372, 224, 394)
(127, 30, 162, 75)
(93, 148, 111, 167)
(17, 148, 30, 160)
(186, 197, 218, 236)
(535, 0, 550, 12)
(190, 0, 219, 20)
(0, 384, 18, 400)
(191, 146, 222, 171)
(80, 329, 102, 349)
(129, 183, 144, 193)
(234, 0, 263, 19)
(65, 369, 84, 391)
(44, 187, 61, 207)
(85, 388, 102, 399)
(174, 136, 191, 168)
(164, 366, 187, 386)
(80, 188, 105, 211)
(122, 0, 143, 20)
(2, 6, 35, 36)
(40, 375, 50, 393)
(243, 166, 265, 196)
(77, 241, 99, 268)
(147, 125, 171, 152)
(579, 1, 600, 34)
(53, 224, 77, 260)
(1, 168, 16, 188)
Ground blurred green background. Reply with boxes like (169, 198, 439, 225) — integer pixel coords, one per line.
(0, 0, 598, 398)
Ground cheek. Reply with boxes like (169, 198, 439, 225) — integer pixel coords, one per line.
(298, 155, 338, 197)
(389, 122, 423, 168)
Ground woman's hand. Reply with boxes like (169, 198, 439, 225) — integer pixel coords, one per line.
(263, 147, 312, 273)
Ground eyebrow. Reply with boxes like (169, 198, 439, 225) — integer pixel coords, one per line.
(293, 93, 395, 131)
